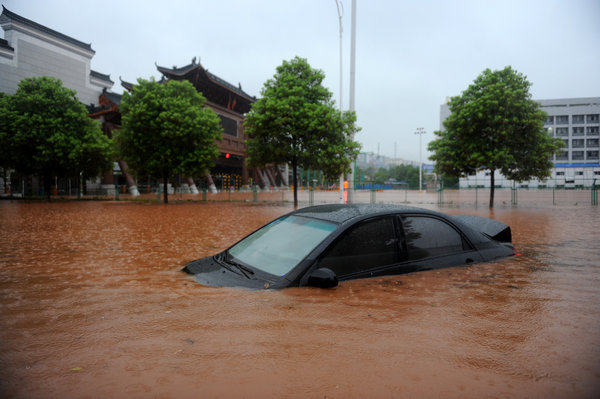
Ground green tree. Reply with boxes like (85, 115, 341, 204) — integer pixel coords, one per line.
(116, 78, 222, 203)
(388, 164, 420, 188)
(1, 76, 112, 200)
(244, 57, 361, 207)
(0, 93, 11, 193)
(428, 66, 563, 208)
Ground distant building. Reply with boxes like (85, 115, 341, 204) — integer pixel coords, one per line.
(439, 97, 600, 188)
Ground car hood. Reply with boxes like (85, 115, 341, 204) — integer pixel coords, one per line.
(182, 255, 274, 289)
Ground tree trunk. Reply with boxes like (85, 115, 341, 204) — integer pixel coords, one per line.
(292, 157, 298, 209)
(163, 171, 169, 204)
(489, 169, 495, 209)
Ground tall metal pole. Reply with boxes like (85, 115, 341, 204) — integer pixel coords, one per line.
(335, 0, 345, 203)
(347, 0, 357, 203)
(415, 127, 426, 192)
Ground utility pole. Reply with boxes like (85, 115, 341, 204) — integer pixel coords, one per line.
(335, 0, 345, 204)
(347, 0, 357, 203)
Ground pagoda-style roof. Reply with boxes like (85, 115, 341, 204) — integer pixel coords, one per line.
(0, 6, 95, 56)
(90, 70, 114, 85)
(156, 60, 255, 114)
(120, 77, 135, 92)
(87, 88, 121, 124)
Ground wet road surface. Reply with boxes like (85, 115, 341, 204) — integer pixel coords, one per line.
(0, 201, 599, 398)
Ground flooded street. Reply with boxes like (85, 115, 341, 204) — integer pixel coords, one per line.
(0, 201, 599, 398)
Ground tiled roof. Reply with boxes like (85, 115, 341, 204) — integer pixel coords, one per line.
(90, 69, 113, 84)
(0, 6, 94, 53)
(119, 77, 134, 92)
(102, 88, 122, 105)
(156, 62, 255, 101)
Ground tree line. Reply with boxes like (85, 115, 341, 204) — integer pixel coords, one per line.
(0, 60, 561, 208)
(0, 57, 360, 205)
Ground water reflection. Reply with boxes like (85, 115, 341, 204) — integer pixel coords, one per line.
(0, 201, 598, 398)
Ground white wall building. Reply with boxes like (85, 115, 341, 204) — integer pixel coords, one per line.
(439, 97, 600, 188)
(0, 6, 113, 106)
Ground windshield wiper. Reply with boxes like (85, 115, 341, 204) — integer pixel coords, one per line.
(214, 252, 254, 279)
(225, 255, 255, 279)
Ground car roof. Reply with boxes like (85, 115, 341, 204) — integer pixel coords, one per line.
(290, 204, 438, 224)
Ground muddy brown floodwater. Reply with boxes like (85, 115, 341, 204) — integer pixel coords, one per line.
(0, 201, 599, 398)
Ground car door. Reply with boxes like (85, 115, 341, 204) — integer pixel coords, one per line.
(315, 216, 404, 280)
(399, 215, 482, 271)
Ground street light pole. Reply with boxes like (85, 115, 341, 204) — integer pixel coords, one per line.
(335, 0, 345, 204)
(415, 127, 426, 192)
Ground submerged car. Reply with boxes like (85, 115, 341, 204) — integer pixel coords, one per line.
(182, 204, 514, 289)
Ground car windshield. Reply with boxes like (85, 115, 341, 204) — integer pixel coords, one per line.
(227, 215, 337, 277)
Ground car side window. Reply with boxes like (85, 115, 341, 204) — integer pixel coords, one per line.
(318, 217, 399, 277)
(401, 216, 466, 260)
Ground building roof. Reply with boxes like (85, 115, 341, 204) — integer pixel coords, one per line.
(157, 62, 254, 100)
(119, 77, 135, 92)
(90, 69, 114, 84)
(156, 60, 255, 114)
(0, 37, 13, 51)
(0, 6, 94, 54)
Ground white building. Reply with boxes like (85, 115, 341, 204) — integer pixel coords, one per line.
(0, 6, 113, 106)
(439, 97, 600, 188)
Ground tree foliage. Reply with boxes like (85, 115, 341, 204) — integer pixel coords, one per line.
(0, 76, 112, 200)
(428, 66, 563, 207)
(116, 78, 223, 203)
(244, 57, 361, 207)
(358, 164, 420, 187)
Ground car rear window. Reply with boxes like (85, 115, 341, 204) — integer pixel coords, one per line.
(401, 216, 466, 260)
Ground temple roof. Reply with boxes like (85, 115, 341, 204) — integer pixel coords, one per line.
(119, 77, 134, 92)
(0, 6, 94, 54)
(156, 61, 255, 114)
(87, 88, 121, 123)
(90, 69, 114, 84)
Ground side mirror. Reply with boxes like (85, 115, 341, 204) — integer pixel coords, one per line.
(307, 268, 338, 288)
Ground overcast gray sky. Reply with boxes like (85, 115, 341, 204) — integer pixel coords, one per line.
(3, 0, 600, 162)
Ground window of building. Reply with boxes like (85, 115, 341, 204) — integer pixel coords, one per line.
(556, 127, 569, 136)
(402, 216, 466, 260)
(575, 171, 584, 176)
(595, 171, 600, 176)
(556, 115, 569, 124)
(572, 115, 585, 124)
(218, 115, 238, 137)
(573, 127, 585, 136)
(561, 139, 569, 148)
(572, 151, 584, 160)
(587, 139, 599, 148)
(587, 151, 599, 160)
(556, 151, 569, 161)
(587, 126, 599, 135)
(556, 171, 565, 176)
(318, 217, 400, 277)
(545, 116, 554, 125)
(586, 114, 599, 123)
(572, 139, 585, 148)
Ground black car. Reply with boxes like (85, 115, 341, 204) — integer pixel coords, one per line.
(182, 204, 514, 289)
